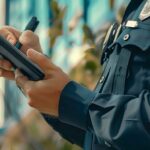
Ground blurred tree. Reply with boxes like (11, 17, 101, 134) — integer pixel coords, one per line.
(0, 1, 128, 150)
(69, 0, 126, 89)
(49, 0, 66, 53)
(110, 0, 115, 9)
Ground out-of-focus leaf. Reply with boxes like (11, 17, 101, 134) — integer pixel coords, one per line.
(85, 48, 99, 57)
(68, 11, 83, 32)
(116, 5, 126, 23)
(49, 0, 66, 49)
(82, 24, 95, 46)
(84, 60, 98, 73)
(109, 0, 115, 10)
(50, 0, 60, 17)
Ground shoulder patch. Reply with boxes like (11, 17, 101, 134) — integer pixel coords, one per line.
(139, 0, 150, 21)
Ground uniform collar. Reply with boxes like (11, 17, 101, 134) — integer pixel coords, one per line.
(122, 0, 144, 21)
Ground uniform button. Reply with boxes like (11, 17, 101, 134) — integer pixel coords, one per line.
(112, 29, 116, 36)
(99, 76, 105, 83)
(104, 141, 111, 147)
(123, 34, 130, 41)
(122, 21, 126, 26)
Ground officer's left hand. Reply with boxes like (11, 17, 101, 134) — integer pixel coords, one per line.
(15, 49, 70, 117)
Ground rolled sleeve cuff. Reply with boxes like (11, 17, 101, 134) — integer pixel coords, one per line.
(59, 81, 96, 130)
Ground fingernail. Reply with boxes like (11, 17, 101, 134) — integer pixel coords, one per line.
(9, 39, 15, 44)
(27, 49, 35, 57)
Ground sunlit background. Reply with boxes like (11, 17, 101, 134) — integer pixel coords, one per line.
(0, 0, 129, 150)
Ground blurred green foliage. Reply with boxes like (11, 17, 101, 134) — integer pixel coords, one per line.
(0, 0, 127, 150)
(49, 0, 66, 49)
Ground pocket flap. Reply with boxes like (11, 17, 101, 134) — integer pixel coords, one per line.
(115, 28, 150, 51)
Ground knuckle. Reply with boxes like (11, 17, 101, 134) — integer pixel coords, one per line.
(1, 60, 10, 69)
(0, 27, 17, 42)
(0, 28, 5, 33)
(28, 99, 35, 107)
(0, 28, 10, 38)
(26, 88, 34, 97)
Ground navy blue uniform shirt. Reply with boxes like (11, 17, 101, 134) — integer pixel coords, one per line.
(43, 0, 150, 149)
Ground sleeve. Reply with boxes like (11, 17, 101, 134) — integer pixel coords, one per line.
(41, 80, 95, 147)
(42, 114, 85, 147)
(59, 81, 150, 150)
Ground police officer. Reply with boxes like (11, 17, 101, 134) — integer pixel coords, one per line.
(0, 0, 150, 149)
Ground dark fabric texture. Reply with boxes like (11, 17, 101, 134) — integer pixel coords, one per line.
(42, 0, 150, 149)
(42, 114, 85, 147)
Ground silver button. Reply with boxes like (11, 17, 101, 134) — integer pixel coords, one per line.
(99, 76, 105, 83)
(122, 21, 126, 26)
(123, 34, 130, 41)
(104, 141, 111, 147)
(112, 29, 116, 36)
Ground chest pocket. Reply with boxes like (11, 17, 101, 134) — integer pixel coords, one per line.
(115, 24, 150, 52)
(110, 24, 150, 95)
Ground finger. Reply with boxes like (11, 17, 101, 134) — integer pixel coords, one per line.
(15, 69, 28, 87)
(0, 28, 17, 45)
(19, 30, 40, 53)
(0, 69, 15, 80)
(27, 49, 55, 71)
(15, 69, 34, 91)
(19, 30, 38, 46)
(0, 59, 13, 70)
(6, 34, 17, 45)
(2, 26, 21, 38)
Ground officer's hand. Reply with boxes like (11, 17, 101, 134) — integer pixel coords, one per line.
(15, 49, 70, 116)
(0, 26, 42, 80)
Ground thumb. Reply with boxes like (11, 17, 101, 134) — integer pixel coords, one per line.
(27, 49, 54, 71)
(3, 26, 21, 44)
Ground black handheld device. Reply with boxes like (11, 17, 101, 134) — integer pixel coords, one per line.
(0, 36, 45, 81)
(0, 16, 44, 81)
(15, 17, 39, 49)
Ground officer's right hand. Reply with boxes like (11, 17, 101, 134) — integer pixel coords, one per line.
(0, 26, 42, 80)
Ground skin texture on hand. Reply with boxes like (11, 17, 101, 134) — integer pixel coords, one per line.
(0, 26, 71, 117)
(0, 26, 42, 80)
(15, 49, 71, 117)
